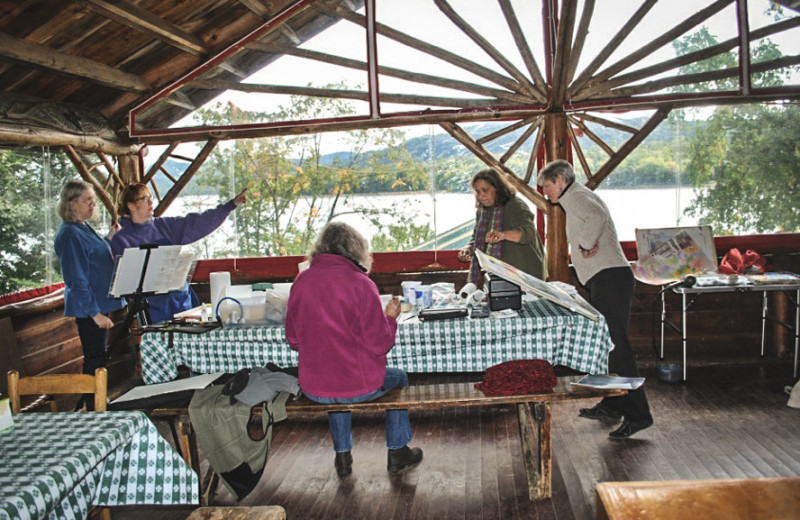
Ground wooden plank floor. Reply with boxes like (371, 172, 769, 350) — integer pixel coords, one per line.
(114, 361, 799, 520)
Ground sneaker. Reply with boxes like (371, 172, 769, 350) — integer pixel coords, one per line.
(334, 451, 353, 477)
(387, 446, 423, 473)
(579, 402, 622, 423)
(608, 417, 654, 440)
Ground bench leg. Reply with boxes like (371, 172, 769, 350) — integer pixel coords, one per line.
(516, 402, 552, 500)
(172, 414, 218, 505)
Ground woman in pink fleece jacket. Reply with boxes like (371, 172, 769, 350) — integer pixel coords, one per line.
(285, 222, 423, 477)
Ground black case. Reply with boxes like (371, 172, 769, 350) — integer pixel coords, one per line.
(484, 274, 522, 311)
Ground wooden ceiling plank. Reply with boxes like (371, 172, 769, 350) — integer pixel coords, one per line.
(0, 31, 150, 92)
(433, 0, 539, 99)
(585, 0, 732, 92)
(586, 107, 670, 190)
(316, 1, 529, 96)
(569, 0, 658, 97)
(237, 0, 273, 19)
(83, 0, 208, 56)
(497, 0, 546, 101)
(250, 42, 535, 104)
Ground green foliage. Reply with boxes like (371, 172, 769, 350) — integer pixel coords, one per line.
(191, 90, 433, 256)
(0, 148, 73, 293)
(684, 104, 800, 233)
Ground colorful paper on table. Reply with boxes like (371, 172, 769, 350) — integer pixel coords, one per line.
(474, 249, 599, 321)
(632, 226, 718, 285)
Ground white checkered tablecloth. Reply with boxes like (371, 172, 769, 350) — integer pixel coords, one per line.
(0, 411, 198, 520)
(140, 299, 614, 384)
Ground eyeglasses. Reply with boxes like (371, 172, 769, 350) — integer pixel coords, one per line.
(135, 195, 153, 204)
(77, 197, 96, 206)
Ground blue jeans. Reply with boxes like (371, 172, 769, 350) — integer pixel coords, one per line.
(304, 368, 413, 452)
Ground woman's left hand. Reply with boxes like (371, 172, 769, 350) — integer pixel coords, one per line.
(485, 230, 505, 244)
(106, 222, 121, 240)
(233, 188, 248, 206)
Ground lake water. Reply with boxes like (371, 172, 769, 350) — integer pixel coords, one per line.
(167, 186, 701, 256)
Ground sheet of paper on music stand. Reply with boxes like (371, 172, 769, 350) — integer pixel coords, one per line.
(474, 249, 599, 321)
(109, 245, 195, 297)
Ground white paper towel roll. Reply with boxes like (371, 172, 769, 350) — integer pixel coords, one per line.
(209, 271, 231, 315)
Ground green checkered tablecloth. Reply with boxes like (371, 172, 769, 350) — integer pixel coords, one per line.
(0, 411, 198, 520)
(140, 299, 614, 384)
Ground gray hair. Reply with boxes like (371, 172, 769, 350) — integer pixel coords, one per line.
(537, 160, 575, 185)
(56, 181, 92, 223)
(309, 221, 373, 273)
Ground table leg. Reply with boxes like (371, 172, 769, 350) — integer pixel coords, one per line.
(661, 290, 666, 359)
(761, 291, 768, 357)
(795, 289, 799, 378)
(517, 402, 552, 500)
(682, 292, 688, 381)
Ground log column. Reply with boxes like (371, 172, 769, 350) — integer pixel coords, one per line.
(543, 113, 569, 282)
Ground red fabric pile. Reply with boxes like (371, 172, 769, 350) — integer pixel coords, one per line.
(474, 359, 557, 396)
(718, 248, 766, 275)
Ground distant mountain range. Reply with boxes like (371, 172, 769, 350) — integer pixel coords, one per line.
(155, 116, 695, 195)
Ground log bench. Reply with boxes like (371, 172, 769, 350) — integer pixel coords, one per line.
(149, 375, 625, 502)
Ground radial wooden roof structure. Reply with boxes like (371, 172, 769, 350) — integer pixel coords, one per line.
(1, 0, 799, 275)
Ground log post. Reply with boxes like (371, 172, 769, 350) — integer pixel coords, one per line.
(543, 113, 570, 282)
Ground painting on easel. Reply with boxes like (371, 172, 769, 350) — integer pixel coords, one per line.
(632, 226, 718, 285)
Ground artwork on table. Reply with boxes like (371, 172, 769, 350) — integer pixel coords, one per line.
(632, 226, 718, 285)
(474, 249, 599, 321)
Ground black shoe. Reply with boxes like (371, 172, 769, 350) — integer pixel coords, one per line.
(579, 402, 622, 422)
(387, 446, 423, 473)
(608, 417, 653, 440)
(334, 451, 353, 477)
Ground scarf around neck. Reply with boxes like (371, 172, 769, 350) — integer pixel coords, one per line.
(469, 204, 504, 285)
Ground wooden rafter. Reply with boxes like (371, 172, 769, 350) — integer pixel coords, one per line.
(477, 116, 538, 145)
(245, 42, 535, 104)
(566, 122, 591, 182)
(83, 0, 208, 56)
(550, 0, 577, 110)
(63, 145, 119, 221)
(315, 1, 530, 97)
(433, 0, 539, 98)
(499, 121, 540, 164)
(580, 0, 731, 94)
(569, 0, 658, 96)
(439, 121, 548, 212)
(155, 139, 220, 217)
(0, 32, 150, 93)
(567, 115, 614, 157)
(566, 0, 594, 87)
(586, 107, 671, 190)
(497, 0, 547, 102)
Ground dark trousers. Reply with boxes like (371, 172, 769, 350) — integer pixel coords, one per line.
(76, 317, 108, 410)
(585, 267, 652, 421)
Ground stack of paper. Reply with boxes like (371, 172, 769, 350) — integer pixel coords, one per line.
(571, 375, 645, 390)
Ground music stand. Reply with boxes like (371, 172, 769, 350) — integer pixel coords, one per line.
(109, 244, 196, 330)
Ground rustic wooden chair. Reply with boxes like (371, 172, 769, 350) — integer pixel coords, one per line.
(6, 368, 111, 520)
(6, 368, 108, 413)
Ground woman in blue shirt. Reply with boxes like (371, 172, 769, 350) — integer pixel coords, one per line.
(54, 181, 125, 408)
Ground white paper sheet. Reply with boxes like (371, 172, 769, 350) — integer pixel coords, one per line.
(111, 373, 223, 403)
